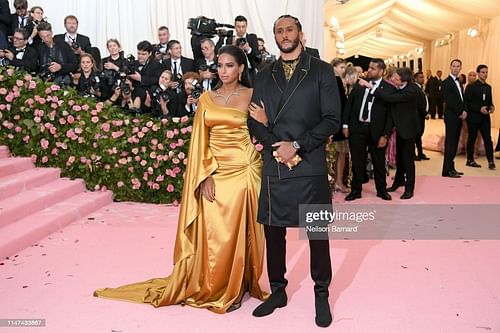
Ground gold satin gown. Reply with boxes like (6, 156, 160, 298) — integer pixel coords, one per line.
(94, 92, 268, 313)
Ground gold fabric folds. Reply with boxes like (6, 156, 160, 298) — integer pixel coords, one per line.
(94, 93, 268, 313)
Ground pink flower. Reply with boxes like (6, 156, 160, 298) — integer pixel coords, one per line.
(111, 131, 124, 139)
(158, 143, 164, 150)
(140, 160, 147, 167)
(101, 123, 110, 132)
(137, 132, 145, 138)
(82, 104, 90, 111)
(181, 116, 189, 123)
(40, 138, 49, 150)
(23, 135, 30, 143)
(166, 130, 174, 138)
(178, 152, 186, 159)
(15, 126, 22, 133)
(28, 81, 37, 89)
(0, 88, 7, 95)
(146, 121, 154, 128)
(73, 105, 82, 112)
(255, 143, 264, 151)
(38, 97, 46, 105)
(74, 127, 83, 134)
(91, 116, 99, 123)
(41, 156, 48, 163)
(141, 127, 149, 133)
(50, 84, 60, 91)
(177, 139, 184, 146)
(118, 158, 128, 165)
(170, 143, 177, 149)
(5, 94, 13, 103)
(16, 79, 24, 87)
(31, 154, 37, 163)
(117, 181, 124, 188)
(150, 152, 157, 159)
(59, 118, 67, 125)
(66, 156, 76, 166)
(151, 138, 158, 145)
(152, 183, 160, 190)
(51, 148, 58, 156)
(166, 184, 175, 192)
(67, 115, 75, 124)
(6, 68, 14, 76)
(0, 104, 5, 111)
(134, 156, 141, 162)
(156, 175, 165, 182)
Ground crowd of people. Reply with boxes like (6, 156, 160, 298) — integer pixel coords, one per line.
(0, 0, 278, 118)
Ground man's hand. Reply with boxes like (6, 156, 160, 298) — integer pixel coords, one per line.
(358, 78, 373, 89)
(128, 72, 141, 82)
(168, 81, 179, 90)
(48, 62, 62, 73)
(459, 111, 467, 120)
(103, 62, 119, 71)
(272, 141, 297, 163)
(4, 50, 14, 61)
(480, 106, 489, 115)
(378, 136, 388, 148)
(201, 176, 215, 202)
(342, 128, 349, 138)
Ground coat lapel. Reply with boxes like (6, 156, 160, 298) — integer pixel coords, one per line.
(272, 52, 311, 124)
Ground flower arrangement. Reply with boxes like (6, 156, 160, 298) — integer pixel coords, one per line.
(0, 67, 192, 204)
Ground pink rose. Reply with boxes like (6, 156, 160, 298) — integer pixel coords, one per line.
(51, 148, 58, 156)
(16, 79, 24, 87)
(41, 156, 48, 163)
(0, 88, 7, 95)
(166, 184, 175, 192)
(66, 156, 76, 166)
(28, 81, 36, 89)
(15, 126, 22, 133)
(72, 105, 82, 112)
(23, 135, 30, 143)
(117, 181, 124, 188)
(166, 130, 174, 138)
(31, 154, 37, 163)
(67, 115, 75, 124)
(101, 123, 110, 132)
(91, 116, 99, 123)
(40, 138, 49, 150)
(82, 104, 90, 111)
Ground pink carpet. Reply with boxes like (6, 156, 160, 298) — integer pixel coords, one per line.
(1, 176, 500, 332)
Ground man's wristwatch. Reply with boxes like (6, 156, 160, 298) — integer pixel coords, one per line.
(292, 141, 301, 150)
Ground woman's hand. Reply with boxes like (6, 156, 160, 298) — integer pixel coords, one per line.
(201, 176, 215, 202)
(248, 101, 268, 126)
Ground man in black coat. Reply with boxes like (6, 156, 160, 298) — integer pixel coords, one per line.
(4, 28, 37, 72)
(163, 39, 194, 90)
(369, 67, 420, 199)
(248, 15, 340, 328)
(343, 58, 393, 201)
(36, 22, 78, 86)
(0, 0, 10, 38)
(9, 0, 30, 36)
(441, 59, 467, 178)
(222, 15, 260, 83)
(425, 70, 444, 119)
(414, 71, 430, 161)
(464, 64, 495, 170)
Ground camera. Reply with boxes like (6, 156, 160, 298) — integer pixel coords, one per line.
(80, 73, 101, 97)
(122, 54, 137, 75)
(152, 86, 171, 103)
(187, 16, 234, 38)
(40, 63, 54, 80)
(113, 73, 131, 95)
(100, 69, 118, 86)
(190, 79, 203, 99)
(199, 63, 218, 73)
(171, 72, 183, 82)
(236, 37, 247, 47)
(71, 41, 80, 50)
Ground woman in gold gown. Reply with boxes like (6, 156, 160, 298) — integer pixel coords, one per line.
(94, 46, 268, 313)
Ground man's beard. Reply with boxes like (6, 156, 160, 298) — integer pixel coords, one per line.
(276, 37, 301, 53)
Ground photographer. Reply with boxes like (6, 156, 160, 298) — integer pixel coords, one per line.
(100, 38, 126, 99)
(145, 70, 178, 118)
(128, 40, 162, 101)
(163, 39, 194, 90)
(256, 37, 275, 71)
(36, 21, 78, 86)
(224, 15, 260, 82)
(105, 76, 142, 113)
(25, 6, 45, 48)
(177, 71, 202, 117)
(10, 0, 30, 33)
(153, 26, 170, 64)
(194, 38, 219, 91)
(3, 28, 37, 72)
(71, 53, 102, 98)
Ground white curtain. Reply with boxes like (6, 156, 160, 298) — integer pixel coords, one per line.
(16, 0, 323, 58)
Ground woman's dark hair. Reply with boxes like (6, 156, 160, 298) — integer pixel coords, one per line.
(216, 45, 252, 88)
(396, 67, 414, 83)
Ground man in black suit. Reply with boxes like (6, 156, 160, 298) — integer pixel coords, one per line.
(10, 0, 30, 36)
(441, 59, 467, 178)
(163, 40, 194, 90)
(414, 71, 430, 161)
(3, 28, 37, 72)
(343, 58, 393, 201)
(128, 40, 162, 104)
(194, 38, 218, 90)
(53, 15, 101, 68)
(368, 68, 420, 199)
(464, 64, 495, 170)
(248, 15, 340, 328)
(223, 15, 260, 83)
(36, 22, 78, 86)
(425, 70, 444, 119)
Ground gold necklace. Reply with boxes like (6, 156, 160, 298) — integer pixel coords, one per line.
(214, 85, 242, 105)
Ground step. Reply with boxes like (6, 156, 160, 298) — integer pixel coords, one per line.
(0, 168, 61, 201)
(0, 157, 34, 178)
(0, 191, 113, 259)
(0, 146, 9, 158)
(0, 178, 85, 227)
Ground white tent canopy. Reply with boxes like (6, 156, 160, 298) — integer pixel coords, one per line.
(324, 0, 500, 128)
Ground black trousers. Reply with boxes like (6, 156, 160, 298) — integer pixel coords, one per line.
(349, 124, 387, 194)
(394, 134, 416, 193)
(263, 225, 332, 295)
(467, 117, 494, 162)
(429, 97, 443, 119)
(415, 116, 426, 157)
(442, 113, 462, 175)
